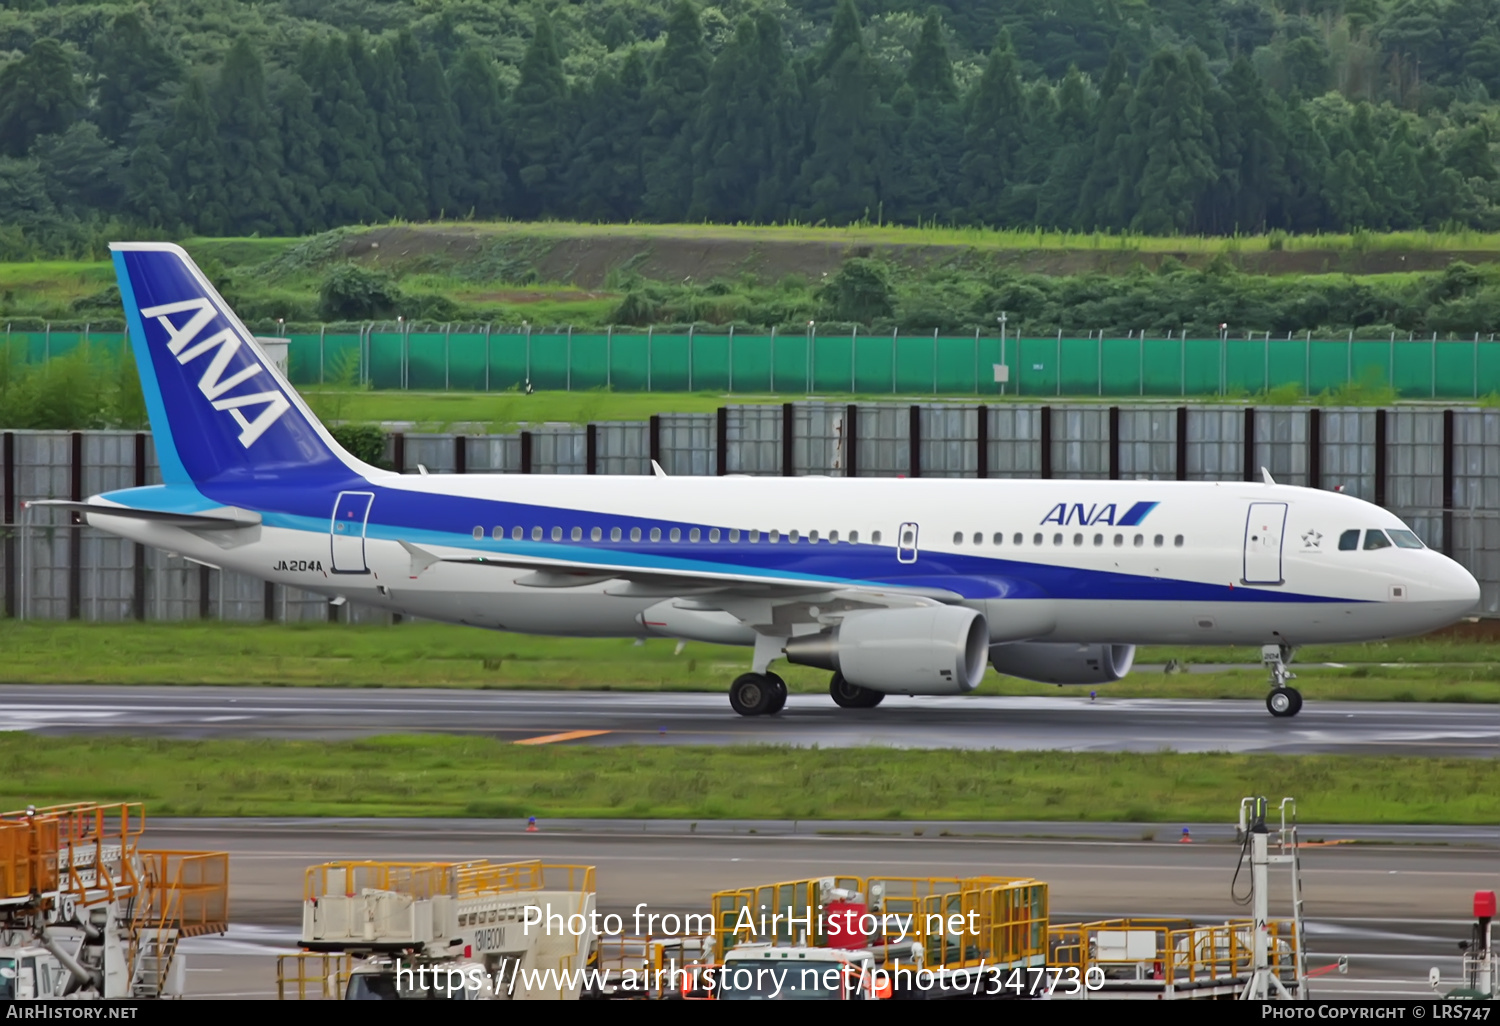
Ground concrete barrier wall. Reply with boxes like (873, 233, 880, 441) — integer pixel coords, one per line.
(2, 402, 1493, 623)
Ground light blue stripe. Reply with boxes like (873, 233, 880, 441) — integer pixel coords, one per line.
(112, 250, 189, 487)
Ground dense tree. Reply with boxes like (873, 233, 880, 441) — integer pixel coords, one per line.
(507, 16, 571, 217)
(215, 38, 290, 236)
(0, 39, 83, 157)
(2, 1, 1500, 252)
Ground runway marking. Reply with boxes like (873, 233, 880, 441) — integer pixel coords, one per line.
(514, 729, 612, 745)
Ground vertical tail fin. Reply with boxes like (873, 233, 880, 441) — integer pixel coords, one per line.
(112, 242, 373, 486)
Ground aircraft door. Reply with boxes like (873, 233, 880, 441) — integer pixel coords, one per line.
(897, 522, 919, 564)
(1243, 502, 1288, 585)
(330, 491, 375, 574)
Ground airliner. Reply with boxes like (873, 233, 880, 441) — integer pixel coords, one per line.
(32, 243, 1482, 719)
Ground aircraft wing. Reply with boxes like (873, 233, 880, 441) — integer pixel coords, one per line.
(23, 499, 262, 530)
(396, 540, 963, 606)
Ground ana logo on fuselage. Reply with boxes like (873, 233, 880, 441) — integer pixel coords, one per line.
(138, 297, 290, 449)
(1040, 501, 1158, 527)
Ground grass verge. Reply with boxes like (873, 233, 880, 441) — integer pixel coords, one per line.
(1, 734, 1496, 822)
(2, 622, 1498, 702)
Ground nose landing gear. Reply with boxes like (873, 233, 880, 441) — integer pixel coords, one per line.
(1263, 644, 1302, 718)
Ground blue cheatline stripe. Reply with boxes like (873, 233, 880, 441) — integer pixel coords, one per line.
(250, 505, 1359, 605)
(112, 250, 190, 487)
(1117, 501, 1158, 527)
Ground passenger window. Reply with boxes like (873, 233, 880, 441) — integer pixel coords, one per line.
(788, 530, 799, 543)
(1388, 529, 1424, 549)
(472, 527, 483, 539)
(571, 527, 582, 541)
(808, 530, 818, 543)
(953, 532, 963, 545)
(690, 528, 701, 542)
(1094, 533, 1104, 546)
(630, 527, 641, 542)
(1363, 530, 1391, 550)
(492, 526, 503, 540)
(848, 530, 858, 543)
(1153, 535, 1163, 547)
(770, 530, 780, 543)
(531, 526, 542, 541)
(1053, 533, 1063, 546)
(1174, 535, 1184, 547)
(828, 530, 838, 543)
(669, 528, 681, 542)
(1338, 529, 1359, 550)
(590, 527, 601, 541)
(1134, 534, 1143, 547)
(1073, 533, 1083, 546)
(730, 529, 740, 542)
(709, 529, 720, 542)
(649, 528, 661, 542)
(993, 533, 1004, 545)
(611, 527, 622, 542)
(551, 527, 563, 541)
(1114, 534, 1123, 547)
(903, 530, 915, 545)
(872, 531, 882, 544)
(750, 530, 760, 543)
(973, 532, 983, 545)
(1014, 533, 1023, 545)
(1034, 533, 1043, 545)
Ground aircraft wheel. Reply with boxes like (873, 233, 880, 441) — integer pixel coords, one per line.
(1266, 686, 1302, 718)
(830, 673, 885, 709)
(764, 673, 788, 715)
(729, 673, 774, 717)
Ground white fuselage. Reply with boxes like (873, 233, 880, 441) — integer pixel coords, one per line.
(87, 474, 1480, 651)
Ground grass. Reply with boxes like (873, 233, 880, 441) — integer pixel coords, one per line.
(2, 621, 1498, 702)
(335, 222, 1500, 255)
(1, 734, 1496, 822)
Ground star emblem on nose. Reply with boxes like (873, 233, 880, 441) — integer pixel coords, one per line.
(1302, 530, 1322, 548)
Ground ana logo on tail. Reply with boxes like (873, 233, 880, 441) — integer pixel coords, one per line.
(138, 297, 291, 448)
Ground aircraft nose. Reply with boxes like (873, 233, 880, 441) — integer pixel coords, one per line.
(1428, 554, 1482, 619)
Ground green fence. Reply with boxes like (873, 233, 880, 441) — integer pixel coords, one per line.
(8, 326, 1500, 398)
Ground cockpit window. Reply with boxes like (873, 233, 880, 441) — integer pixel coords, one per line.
(1363, 530, 1392, 550)
(1338, 530, 1360, 551)
(1388, 529, 1425, 549)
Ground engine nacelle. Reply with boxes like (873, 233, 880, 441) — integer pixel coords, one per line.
(783, 606, 989, 695)
(989, 642, 1136, 684)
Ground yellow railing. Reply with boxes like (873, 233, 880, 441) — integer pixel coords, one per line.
(0, 802, 146, 904)
(128, 850, 230, 996)
(304, 859, 596, 902)
(1048, 918, 1300, 989)
(710, 874, 1049, 972)
(276, 952, 351, 1000)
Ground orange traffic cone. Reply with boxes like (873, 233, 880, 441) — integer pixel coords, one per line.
(527, 817, 538, 832)
(1180, 828, 1192, 843)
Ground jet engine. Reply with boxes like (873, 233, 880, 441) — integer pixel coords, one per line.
(782, 606, 988, 695)
(989, 642, 1136, 684)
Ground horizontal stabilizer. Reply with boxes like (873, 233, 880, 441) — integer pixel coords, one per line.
(24, 500, 260, 530)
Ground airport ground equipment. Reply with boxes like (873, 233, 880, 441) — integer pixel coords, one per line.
(283, 859, 599, 1000)
(1430, 890, 1496, 999)
(1045, 796, 1308, 1000)
(0, 802, 228, 999)
(702, 873, 1051, 1000)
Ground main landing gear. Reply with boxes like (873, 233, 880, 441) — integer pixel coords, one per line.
(729, 672, 787, 717)
(1263, 644, 1303, 718)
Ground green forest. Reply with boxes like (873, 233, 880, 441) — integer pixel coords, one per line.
(3, 0, 1500, 259)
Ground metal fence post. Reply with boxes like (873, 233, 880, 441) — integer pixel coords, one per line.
(932, 328, 938, 394)
(855, 326, 861, 395)
(606, 325, 612, 390)
(445, 323, 451, 391)
(646, 326, 652, 392)
(567, 325, 573, 392)
(727, 325, 733, 393)
(485, 323, 491, 392)
(525, 322, 532, 386)
(770, 325, 776, 393)
(687, 324, 693, 392)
